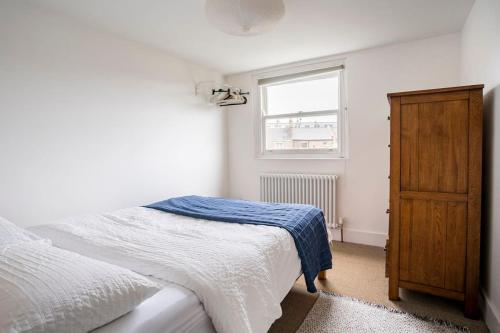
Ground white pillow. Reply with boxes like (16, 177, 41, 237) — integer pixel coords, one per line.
(0, 216, 41, 248)
(0, 241, 161, 333)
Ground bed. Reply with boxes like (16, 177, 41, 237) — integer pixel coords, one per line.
(93, 282, 216, 333)
(92, 249, 302, 333)
(30, 196, 331, 333)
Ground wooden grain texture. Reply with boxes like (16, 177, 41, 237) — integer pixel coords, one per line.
(401, 199, 468, 292)
(441, 100, 469, 193)
(385, 239, 390, 278)
(389, 96, 401, 301)
(399, 199, 412, 281)
(417, 102, 442, 192)
(387, 84, 484, 99)
(408, 200, 446, 288)
(399, 281, 465, 301)
(445, 202, 467, 292)
(400, 91, 469, 104)
(464, 89, 483, 319)
(407, 100, 469, 193)
(387, 85, 483, 318)
(400, 191, 467, 202)
(430, 201, 447, 287)
(401, 104, 419, 191)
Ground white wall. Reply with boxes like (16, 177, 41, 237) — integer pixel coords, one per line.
(0, 1, 227, 227)
(461, 0, 500, 331)
(226, 34, 462, 247)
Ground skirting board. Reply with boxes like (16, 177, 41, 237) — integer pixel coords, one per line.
(331, 227, 387, 247)
(480, 288, 500, 333)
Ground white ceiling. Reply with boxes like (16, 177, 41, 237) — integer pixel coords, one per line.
(32, 0, 474, 74)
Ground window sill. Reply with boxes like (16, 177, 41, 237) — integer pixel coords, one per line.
(256, 154, 347, 160)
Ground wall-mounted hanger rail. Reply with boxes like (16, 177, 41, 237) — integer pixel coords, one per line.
(211, 87, 249, 106)
(211, 88, 249, 95)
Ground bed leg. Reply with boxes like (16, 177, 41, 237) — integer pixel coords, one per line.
(318, 270, 327, 280)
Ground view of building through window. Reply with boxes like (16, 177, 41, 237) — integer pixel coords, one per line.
(265, 114, 337, 150)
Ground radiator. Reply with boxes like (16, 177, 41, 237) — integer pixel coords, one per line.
(260, 173, 338, 227)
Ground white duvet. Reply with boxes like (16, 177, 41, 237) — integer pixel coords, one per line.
(31, 207, 302, 333)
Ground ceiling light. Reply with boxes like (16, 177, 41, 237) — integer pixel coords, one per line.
(205, 0, 285, 36)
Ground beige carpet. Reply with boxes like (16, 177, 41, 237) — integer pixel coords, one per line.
(269, 241, 489, 333)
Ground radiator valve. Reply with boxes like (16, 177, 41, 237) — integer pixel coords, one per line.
(333, 217, 345, 242)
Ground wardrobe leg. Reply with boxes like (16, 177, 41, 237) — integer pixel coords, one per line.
(389, 278, 399, 301)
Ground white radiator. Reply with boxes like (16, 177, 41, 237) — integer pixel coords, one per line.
(260, 173, 338, 227)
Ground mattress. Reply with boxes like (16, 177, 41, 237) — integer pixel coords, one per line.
(94, 282, 215, 333)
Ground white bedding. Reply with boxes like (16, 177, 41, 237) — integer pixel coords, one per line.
(31, 207, 302, 333)
(0, 216, 41, 246)
(94, 283, 215, 333)
(0, 240, 160, 333)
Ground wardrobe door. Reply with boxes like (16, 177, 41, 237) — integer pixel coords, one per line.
(400, 99, 469, 194)
(398, 94, 469, 291)
(399, 199, 467, 291)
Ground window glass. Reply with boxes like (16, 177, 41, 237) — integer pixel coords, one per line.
(265, 74, 339, 116)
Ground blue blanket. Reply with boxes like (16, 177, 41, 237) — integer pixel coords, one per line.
(145, 195, 332, 293)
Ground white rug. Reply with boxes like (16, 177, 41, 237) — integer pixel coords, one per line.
(297, 292, 470, 333)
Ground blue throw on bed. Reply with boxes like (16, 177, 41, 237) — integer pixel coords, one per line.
(145, 195, 332, 293)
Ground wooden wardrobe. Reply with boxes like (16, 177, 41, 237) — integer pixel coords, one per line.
(387, 85, 484, 318)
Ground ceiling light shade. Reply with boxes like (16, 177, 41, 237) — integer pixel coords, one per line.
(205, 0, 285, 36)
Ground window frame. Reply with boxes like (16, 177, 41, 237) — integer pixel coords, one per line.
(252, 59, 348, 159)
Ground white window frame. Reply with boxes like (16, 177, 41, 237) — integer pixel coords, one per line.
(252, 59, 348, 159)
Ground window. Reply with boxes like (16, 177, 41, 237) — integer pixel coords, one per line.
(256, 63, 346, 158)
